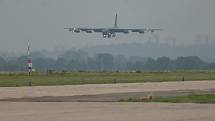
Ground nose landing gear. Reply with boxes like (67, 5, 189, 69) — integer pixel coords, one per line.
(102, 32, 116, 38)
(108, 34, 111, 38)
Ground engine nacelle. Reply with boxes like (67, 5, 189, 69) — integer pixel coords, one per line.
(74, 29, 81, 33)
(131, 30, 139, 32)
(86, 30, 93, 33)
(139, 31, 145, 34)
(123, 30, 129, 34)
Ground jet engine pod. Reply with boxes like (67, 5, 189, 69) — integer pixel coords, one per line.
(123, 30, 129, 34)
(131, 30, 139, 32)
(74, 28, 81, 33)
(86, 30, 93, 33)
(139, 30, 145, 34)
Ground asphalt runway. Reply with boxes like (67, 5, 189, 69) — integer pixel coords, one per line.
(1, 102, 215, 121)
(0, 81, 215, 121)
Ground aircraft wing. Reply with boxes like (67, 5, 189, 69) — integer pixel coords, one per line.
(65, 28, 161, 33)
(107, 28, 161, 33)
(64, 27, 104, 33)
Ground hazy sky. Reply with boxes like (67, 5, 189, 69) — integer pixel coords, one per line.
(0, 0, 215, 52)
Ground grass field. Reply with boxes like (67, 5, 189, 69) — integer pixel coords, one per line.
(149, 94, 215, 103)
(0, 70, 215, 87)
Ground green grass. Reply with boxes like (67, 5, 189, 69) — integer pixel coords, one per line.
(0, 70, 215, 87)
(119, 94, 215, 104)
(149, 94, 215, 103)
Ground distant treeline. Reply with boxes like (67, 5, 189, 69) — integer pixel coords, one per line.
(0, 53, 215, 71)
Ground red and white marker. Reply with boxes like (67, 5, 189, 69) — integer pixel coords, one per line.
(27, 40, 32, 75)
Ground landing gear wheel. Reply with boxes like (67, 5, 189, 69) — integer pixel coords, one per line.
(108, 34, 111, 38)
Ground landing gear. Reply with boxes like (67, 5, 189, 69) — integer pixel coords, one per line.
(102, 32, 116, 38)
(108, 34, 111, 38)
(103, 34, 107, 38)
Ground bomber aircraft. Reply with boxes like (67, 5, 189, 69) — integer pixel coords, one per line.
(64, 14, 161, 38)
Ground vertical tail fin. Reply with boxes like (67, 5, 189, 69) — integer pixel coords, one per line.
(114, 13, 118, 28)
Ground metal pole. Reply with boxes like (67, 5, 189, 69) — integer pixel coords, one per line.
(27, 40, 32, 86)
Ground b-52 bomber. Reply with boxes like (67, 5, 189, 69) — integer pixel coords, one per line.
(64, 14, 161, 38)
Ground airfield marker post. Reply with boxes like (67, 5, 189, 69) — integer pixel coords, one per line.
(27, 40, 32, 86)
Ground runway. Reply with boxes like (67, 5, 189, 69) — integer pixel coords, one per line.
(1, 102, 215, 121)
(0, 81, 215, 121)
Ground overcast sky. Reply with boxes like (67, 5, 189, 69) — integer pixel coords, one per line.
(0, 0, 215, 52)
